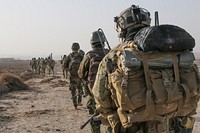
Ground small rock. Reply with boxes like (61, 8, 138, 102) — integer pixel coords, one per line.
(56, 129, 61, 131)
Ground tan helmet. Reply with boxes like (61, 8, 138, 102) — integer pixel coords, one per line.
(71, 42, 80, 51)
(114, 5, 151, 38)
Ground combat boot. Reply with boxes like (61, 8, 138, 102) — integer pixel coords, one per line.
(74, 104, 78, 110)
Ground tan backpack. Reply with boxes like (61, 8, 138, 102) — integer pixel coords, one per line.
(109, 47, 200, 128)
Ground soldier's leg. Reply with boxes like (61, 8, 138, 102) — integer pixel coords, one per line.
(77, 80, 83, 106)
(69, 80, 78, 109)
(105, 126, 112, 133)
(88, 96, 101, 133)
(62, 69, 65, 78)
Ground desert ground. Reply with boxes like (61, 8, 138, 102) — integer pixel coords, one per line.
(0, 59, 200, 133)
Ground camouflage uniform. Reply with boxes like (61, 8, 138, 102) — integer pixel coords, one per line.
(36, 57, 41, 74)
(30, 58, 37, 73)
(65, 43, 84, 109)
(61, 55, 68, 79)
(78, 30, 111, 133)
(79, 48, 108, 110)
(40, 58, 47, 76)
(93, 41, 196, 133)
(92, 5, 194, 133)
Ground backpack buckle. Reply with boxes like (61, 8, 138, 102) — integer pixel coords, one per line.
(163, 78, 171, 88)
(121, 73, 128, 88)
(121, 78, 128, 88)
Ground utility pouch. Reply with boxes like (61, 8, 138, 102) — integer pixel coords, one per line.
(180, 117, 195, 129)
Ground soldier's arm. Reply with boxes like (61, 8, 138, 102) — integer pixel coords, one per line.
(92, 56, 114, 118)
(78, 54, 90, 80)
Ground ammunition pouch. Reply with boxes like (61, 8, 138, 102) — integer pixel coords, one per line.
(172, 117, 195, 133)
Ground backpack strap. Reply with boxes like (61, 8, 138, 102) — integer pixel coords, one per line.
(172, 53, 191, 104)
(180, 84, 191, 104)
(172, 53, 180, 84)
(141, 55, 154, 118)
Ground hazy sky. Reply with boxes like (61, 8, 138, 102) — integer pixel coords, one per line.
(0, 0, 199, 59)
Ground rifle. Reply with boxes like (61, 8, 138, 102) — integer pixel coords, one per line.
(97, 28, 111, 55)
(80, 112, 98, 129)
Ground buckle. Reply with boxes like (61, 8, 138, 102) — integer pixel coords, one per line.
(163, 78, 171, 88)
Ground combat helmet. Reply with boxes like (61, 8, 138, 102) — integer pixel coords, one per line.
(90, 30, 106, 48)
(114, 5, 151, 38)
(71, 42, 80, 51)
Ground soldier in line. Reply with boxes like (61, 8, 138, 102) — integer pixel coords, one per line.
(39, 57, 47, 76)
(36, 57, 41, 74)
(60, 55, 68, 79)
(65, 43, 84, 109)
(78, 30, 111, 133)
(46, 57, 55, 76)
(92, 5, 197, 133)
(30, 57, 37, 73)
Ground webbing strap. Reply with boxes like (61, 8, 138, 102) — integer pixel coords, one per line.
(142, 57, 152, 90)
(121, 73, 128, 109)
(142, 56, 154, 117)
(180, 84, 191, 104)
(172, 54, 180, 84)
(162, 70, 173, 102)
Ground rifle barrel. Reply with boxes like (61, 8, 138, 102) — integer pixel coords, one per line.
(80, 113, 97, 129)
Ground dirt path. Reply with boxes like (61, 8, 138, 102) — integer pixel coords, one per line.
(0, 74, 94, 133)
(0, 60, 200, 133)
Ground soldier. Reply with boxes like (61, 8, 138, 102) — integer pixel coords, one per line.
(61, 55, 68, 78)
(40, 57, 47, 76)
(92, 5, 198, 133)
(65, 42, 84, 109)
(30, 57, 37, 73)
(36, 57, 41, 74)
(46, 57, 55, 76)
(78, 30, 111, 133)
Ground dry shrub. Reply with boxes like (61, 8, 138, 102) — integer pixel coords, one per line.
(20, 69, 35, 81)
(0, 73, 29, 94)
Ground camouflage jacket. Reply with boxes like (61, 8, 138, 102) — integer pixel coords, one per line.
(92, 43, 132, 117)
(78, 47, 108, 89)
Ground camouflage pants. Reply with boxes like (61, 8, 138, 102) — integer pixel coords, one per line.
(87, 96, 112, 133)
(69, 77, 82, 108)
